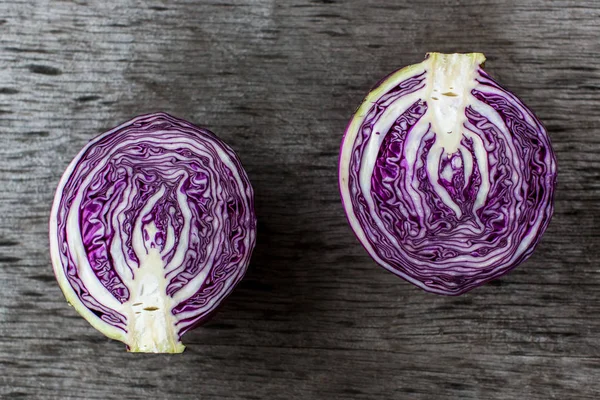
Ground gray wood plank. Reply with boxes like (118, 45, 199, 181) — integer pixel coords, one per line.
(1, 0, 599, 398)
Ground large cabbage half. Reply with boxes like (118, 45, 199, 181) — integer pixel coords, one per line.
(339, 53, 557, 295)
(50, 113, 256, 352)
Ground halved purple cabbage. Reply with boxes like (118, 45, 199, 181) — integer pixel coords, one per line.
(49, 112, 256, 352)
(339, 53, 556, 295)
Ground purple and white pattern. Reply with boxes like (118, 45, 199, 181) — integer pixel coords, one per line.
(50, 112, 256, 352)
(339, 53, 556, 295)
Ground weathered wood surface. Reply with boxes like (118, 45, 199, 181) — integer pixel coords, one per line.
(1, 0, 599, 398)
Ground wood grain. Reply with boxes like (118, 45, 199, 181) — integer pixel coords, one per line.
(1, 0, 599, 399)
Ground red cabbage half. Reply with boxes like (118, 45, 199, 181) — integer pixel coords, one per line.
(49, 112, 256, 352)
(339, 53, 557, 295)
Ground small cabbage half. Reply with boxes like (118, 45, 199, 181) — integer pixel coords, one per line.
(339, 53, 556, 295)
(50, 112, 256, 352)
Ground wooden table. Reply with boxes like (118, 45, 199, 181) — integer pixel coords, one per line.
(1, 0, 599, 398)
